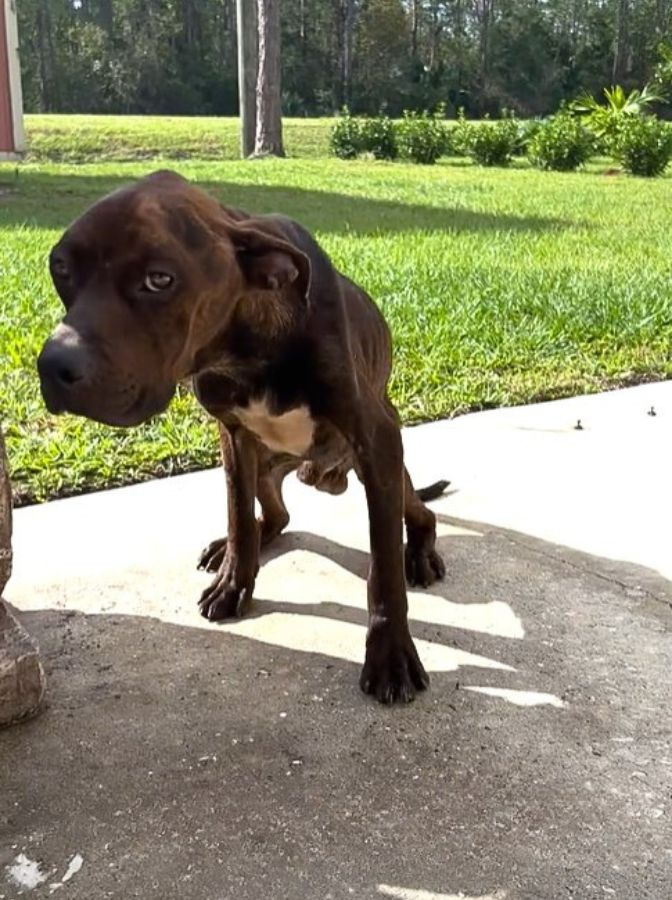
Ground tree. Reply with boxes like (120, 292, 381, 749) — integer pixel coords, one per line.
(352, 0, 408, 114)
(254, 0, 284, 156)
(237, 0, 257, 156)
(334, 0, 361, 106)
(15, 0, 672, 120)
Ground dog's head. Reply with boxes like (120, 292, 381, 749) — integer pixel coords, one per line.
(37, 170, 311, 427)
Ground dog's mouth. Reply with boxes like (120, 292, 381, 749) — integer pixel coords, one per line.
(40, 380, 175, 428)
(92, 386, 175, 427)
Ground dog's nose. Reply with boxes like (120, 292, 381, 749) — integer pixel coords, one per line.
(37, 341, 86, 392)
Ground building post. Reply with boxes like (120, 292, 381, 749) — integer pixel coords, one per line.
(0, 0, 25, 158)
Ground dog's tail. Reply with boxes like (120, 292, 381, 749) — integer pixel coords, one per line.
(416, 479, 450, 502)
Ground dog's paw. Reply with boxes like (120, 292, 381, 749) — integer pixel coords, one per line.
(198, 557, 256, 621)
(198, 537, 227, 573)
(360, 622, 429, 704)
(405, 543, 445, 588)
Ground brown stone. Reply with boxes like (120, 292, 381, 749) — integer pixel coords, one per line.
(0, 428, 46, 726)
(0, 427, 11, 595)
(0, 601, 46, 726)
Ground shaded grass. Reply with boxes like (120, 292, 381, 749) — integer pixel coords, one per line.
(1, 152, 671, 505)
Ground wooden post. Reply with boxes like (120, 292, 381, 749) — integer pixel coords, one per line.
(236, 0, 257, 158)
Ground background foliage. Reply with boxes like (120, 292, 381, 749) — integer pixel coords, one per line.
(18, 0, 672, 119)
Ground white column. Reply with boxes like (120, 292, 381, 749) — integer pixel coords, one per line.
(5, 0, 24, 154)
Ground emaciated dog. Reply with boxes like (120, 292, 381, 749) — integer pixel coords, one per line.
(37, 171, 447, 704)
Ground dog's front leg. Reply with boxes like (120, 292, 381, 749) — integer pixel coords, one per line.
(349, 403, 429, 703)
(199, 424, 259, 621)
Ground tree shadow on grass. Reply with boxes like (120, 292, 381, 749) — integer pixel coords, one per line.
(0, 170, 570, 235)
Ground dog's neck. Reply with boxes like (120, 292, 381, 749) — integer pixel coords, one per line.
(189, 287, 307, 379)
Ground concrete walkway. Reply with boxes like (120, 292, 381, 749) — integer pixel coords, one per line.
(2, 382, 671, 899)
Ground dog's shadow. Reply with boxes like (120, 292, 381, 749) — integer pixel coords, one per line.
(203, 516, 529, 668)
(250, 487, 464, 596)
(210, 513, 672, 699)
(261, 528, 370, 578)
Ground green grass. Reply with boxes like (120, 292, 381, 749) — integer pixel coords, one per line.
(2, 119, 671, 505)
(24, 114, 333, 161)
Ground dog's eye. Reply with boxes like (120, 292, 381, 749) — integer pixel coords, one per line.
(51, 257, 69, 278)
(142, 271, 174, 293)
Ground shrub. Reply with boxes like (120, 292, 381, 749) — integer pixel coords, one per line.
(451, 108, 471, 156)
(617, 116, 672, 176)
(527, 114, 593, 171)
(460, 114, 519, 166)
(514, 118, 543, 156)
(359, 116, 398, 160)
(440, 124, 455, 156)
(396, 110, 447, 164)
(570, 83, 664, 156)
(330, 112, 398, 161)
(330, 108, 363, 159)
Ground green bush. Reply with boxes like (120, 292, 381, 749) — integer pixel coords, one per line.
(452, 108, 471, 156)
(359, 116, 398, 160)
(396, 110, 447, 164)
(617, 116, 672, 176)
(440, 124, 455, 156)
(330, 108, 363, 159)
(514, 118, 543, 156)
(527, 114, 593, 171)
(570, 84, 664, 157)
(461, 114, 519, 167)
(330, 112, 398, 161)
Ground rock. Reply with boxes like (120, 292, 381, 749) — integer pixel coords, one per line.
(0, 602, 46, 726)
(0, 428, 46, 726)
(0, 427, 11, 594)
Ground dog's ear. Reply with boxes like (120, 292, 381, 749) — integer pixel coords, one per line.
(228, 223, 311, 303)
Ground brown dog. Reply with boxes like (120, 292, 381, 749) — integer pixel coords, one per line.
(37, 170, 447, 703)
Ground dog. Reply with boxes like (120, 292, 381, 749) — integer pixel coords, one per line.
(37, 170, 448, 704)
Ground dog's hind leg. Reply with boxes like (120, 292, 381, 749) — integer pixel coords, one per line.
(403, 466, 446, 588)
(257, 465, 291, 544)
(198, 459, 292, 574)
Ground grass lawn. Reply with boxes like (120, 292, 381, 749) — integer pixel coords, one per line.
(2, 116, 671, 505)
(24, 114, 334, 161)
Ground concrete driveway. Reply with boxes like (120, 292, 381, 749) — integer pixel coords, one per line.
(2, 382, 671, 899)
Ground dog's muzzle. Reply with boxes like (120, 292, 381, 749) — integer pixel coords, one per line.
(37, 332, 89, 415)
(37, 326, 173, 427)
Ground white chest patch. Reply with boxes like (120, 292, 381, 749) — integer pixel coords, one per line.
(234, 398, 315, 456)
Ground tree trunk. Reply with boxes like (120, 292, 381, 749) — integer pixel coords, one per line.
(612, 0, 629, 83)
(36, 0, 58, 111)
(254, 0, 285, 156)
(474, 0, 495, 109)
(411, 0, 419, 60)
(429, 1, 442, 71)
(98, 0, 114, 35)
(455, 0, 464, 95)
(237, 0, 258, 156)
(342, 0, 357, 107)
(334, 0, 357, 108)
